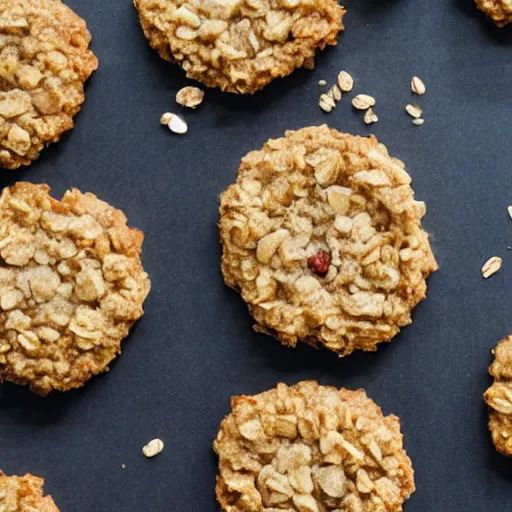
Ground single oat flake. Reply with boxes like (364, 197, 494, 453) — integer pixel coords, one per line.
(411, 76, 426, 95)
(412, 118, 425, 126)
(507, 205, 512, 219)
(160, 113, 188, 135)
(352, 94, 376, 110)
(328, 84, 342, 102)
(406, 104, 423, 119)
(337, 71, 354, 92)
(364, 108, 379, 125)
(482, 256, 502, 279)
(176, 86, 204, 109)
(142, 438, 164, 458)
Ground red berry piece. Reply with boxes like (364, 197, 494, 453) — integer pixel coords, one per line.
(307, 250, 331, 277)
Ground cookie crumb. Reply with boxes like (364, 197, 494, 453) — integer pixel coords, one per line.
(142, 438, 164, 458)
(176, 86, 204, 109)
(411, 76, 426, 95)
(318, 79, 327, 87)
(482, 256, 502, 278)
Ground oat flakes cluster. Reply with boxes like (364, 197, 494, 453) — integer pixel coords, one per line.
(484, 335, 512, 456)
(214, 381, 415, 512)
(0, 182, 151, 395)
(0, 0, 98, 169)
(475, 0, 512, 26)
(0, 472, 59, 512)
(134, 0, 345, 94)
(220, 126, 437, 356)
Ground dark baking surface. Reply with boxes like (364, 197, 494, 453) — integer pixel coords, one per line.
(1, 0, 511, 510)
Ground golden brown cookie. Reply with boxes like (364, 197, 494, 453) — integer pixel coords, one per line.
(214, 381, 415, 512)
(133, 0, 345, 94)
(0, 182, 151, 395)
(0, 0, 98, 169)
(0, 472, 60, 512)
(475, 0, 512, 26)
(483, 335, 512, 455)
(220, 125, 437, 357)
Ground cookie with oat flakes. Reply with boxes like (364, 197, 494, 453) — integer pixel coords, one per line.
(214, 381, 415, 512)
(0, 182, 151, 395)
(219, 125, 437, 357)
(475, 0, 512, 26)
(133, 0, 345, 94)
(0, 0, 98, 169)
(0, 472, 60, 512)
(483, 335, 512, 455)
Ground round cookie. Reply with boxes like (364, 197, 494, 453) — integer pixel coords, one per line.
(220, 125, 437, 357)
(214, 381, 415, 512)
(0, 472, 60, 512)
(133, 0, 345, 94)
(0, 182, 151, 395)
(483, 335, 512, 456)
(475, 0, 512, 26)
(0, 0, 98, 169)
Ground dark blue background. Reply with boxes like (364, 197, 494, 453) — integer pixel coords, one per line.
(0, 0, 511, 510)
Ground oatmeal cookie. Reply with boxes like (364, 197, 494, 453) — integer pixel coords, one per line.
(133, 0, 345, 94)
(483, 335, 512, 455)
(0, 0, 98, 169)
(475, 0, 512, 26)
(214, 381, 415, 512)
(0, 472, 60, 512)
(0, 182, 151, 395)
(220, 125, 437, 357)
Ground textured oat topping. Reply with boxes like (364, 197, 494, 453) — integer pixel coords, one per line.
(475, 0, 512, 26)
(220, 126, 437, 356)
(0, 472, 60, 512)
(0, 0, 98, 169)
(214, 381, 415, 512)
(484, 335, 512, 455)
(0, 182, 151, 395)
(134, 0, 345, 94)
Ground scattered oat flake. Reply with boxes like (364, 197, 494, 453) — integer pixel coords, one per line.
(328, 84, 342, 102)
(160, 113, 188, 134)
(411, 76, 426, 95)
(337, 71, 354, 92)
(142, 438, 165, 458)
(482, 256, 502, 279)
(319, 94, 336, 113)
(121, 464, 126, 469)
(412, 118, 424, 126)
(176, 86, 204, 109)
(318, 79, 327, 86)
(405, 104, 423, 119)
(364, 108, 378, 125)
(507, 206, 512, 219)
(352, 94, 376, 110)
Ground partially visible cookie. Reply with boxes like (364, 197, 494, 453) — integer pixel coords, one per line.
(484, 335, 512, 455)
(134, 0, 345, 94)
(0, 182, 151, 395)
(475, 0, 512, 26)
(0, 0, 98, 169)
(0, 472, 60, 512)
(220, 125, 437, 357)
(214, 381, 415, 512)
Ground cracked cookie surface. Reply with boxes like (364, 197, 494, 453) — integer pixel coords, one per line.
(0, 0, 98, 169)
(220, 125, 437, 357)
(134, 0, 345, 94)
(0, 472, 59, 512)
(0, 182, 151, 395)
(214, 381, 415, 512)
(484, 335, 512, 455)
(475, 0, 512, 26)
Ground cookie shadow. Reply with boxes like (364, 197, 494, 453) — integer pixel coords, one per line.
(455, 0, 512, 44)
